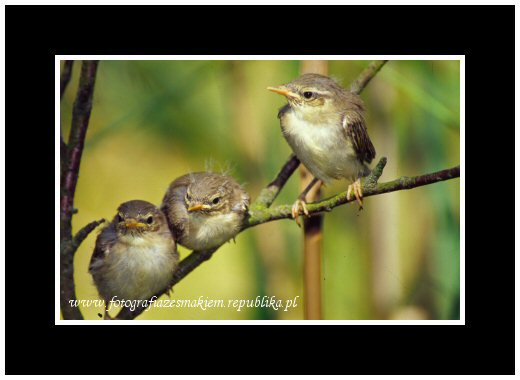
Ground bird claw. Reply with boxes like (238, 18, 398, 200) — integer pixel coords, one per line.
(347, 179, 364, 210)
(291, 199, 309, 227)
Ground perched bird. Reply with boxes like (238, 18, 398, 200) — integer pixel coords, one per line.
(161, 172, 250, 251)
(267, 73, 376, 222)
(89, 200, 179, 319)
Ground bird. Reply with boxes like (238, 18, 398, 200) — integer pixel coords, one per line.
(161, 172, 250, 251)
(89, 200, 179, 319)
(267, 73, 376, 224)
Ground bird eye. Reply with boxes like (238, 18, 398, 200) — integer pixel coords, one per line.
(212, 197, 220, 205)
(303, 91, 314, 99)
(117, 214, 124, 222)
(146, 216, 153, 224)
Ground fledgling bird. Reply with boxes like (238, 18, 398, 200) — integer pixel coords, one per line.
(161, 172, 250, 251)
(267, 73, 376, 223)
(89, 200, 179, 319)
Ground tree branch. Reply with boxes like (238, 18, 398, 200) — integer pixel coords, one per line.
(60, 60, 74, 99)
(60, 61, 74, 152)
(246, 158, 460, 227)
(61, 60, 99, 225)
(349, 60, 388, 95)
(251, 154, 300, 209)
(72, 219, 105, 250)
(60, 61, 99, 320)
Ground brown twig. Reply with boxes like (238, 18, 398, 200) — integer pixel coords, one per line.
(60, 61, 74, 152)
(72, 219, 105, 250)
(60, 60, 74, 99)
(60, 61, 100, 320)
(245, 158, 460, 226)
(251, 154, 300, 209)
(61, 61, 99, 224)
(349, 60, 388, 95)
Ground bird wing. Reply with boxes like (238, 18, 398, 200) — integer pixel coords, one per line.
(88, 223, 115, 273)
(342, 112, 376, 164)
(161, 174, 193, 240)
(88, 244, 105, 273)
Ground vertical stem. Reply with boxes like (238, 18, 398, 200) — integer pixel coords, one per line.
(60, 60, 74, 99)
(60, 60, 99, 320)
(368, 117, 400, 318)
(60, 61, 74, 153)
(299, 60, 327, 320)
(301, 168, 324, 320)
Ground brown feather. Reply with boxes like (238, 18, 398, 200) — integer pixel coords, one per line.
(342, 112, 376, 164)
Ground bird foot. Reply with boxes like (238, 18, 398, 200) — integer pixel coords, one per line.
(347, 179, 364, 210)
(291, 198, 309, 227)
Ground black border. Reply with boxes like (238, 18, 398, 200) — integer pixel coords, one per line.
(5, 5, 514, 375)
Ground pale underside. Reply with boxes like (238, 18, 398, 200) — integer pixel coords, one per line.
(90, 231, 177, 301)
(181, 212, 243, 251)
(281, 109, 369, 183)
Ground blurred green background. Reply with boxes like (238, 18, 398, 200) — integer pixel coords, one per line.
(60, 60, 460, 320)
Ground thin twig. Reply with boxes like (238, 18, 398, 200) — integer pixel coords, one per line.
(60, 60, 74, 99)
(171, 249, 217, 286)
(251, 154, 300, 209)
(60, 61, 74, 150)
(349, 60, 388, 95)
(72, 219, 105, 250)
(246, 158, 460, 227)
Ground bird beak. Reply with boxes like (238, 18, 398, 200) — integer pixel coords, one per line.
(267, 85, 298, 99)
(187, 204, 211, 213)
(124, 219, 147, 229)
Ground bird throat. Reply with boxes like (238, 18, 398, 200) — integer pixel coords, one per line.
(183, 212, 241, 251)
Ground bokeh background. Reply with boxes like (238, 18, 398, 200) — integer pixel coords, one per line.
(60, 60, 460, 320)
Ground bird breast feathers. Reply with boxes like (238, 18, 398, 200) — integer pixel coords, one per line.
(115, 232, 174, 258)
(186, 212, 241, 249)
(283, 110, 346, 157)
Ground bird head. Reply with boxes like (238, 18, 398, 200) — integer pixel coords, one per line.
(268, 73, 362, 123)
(115, 200, 165, 236)
(184, 173, 249, 217)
